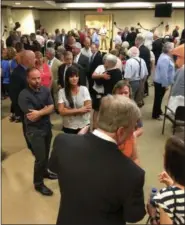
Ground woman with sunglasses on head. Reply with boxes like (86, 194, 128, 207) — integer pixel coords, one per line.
(58, 65, 92, 134)
(112, 80, 143, 165)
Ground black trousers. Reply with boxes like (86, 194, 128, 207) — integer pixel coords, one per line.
(2, 83, 9, 96)
(10, 97, 22, 118)
(144, 75, 150, 95)
(20, 114, 33, 152)
(27, 128, 52, 186)
(63, 127, 81, 134)
(152, 82, 166, 119)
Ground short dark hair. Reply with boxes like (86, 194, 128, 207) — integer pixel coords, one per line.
(15, 42, 24, 53)
(164, 135, 185, 186)
(55, 29, 59, 34)
(131, 27, 134, 31)
(26, 67, 39, 77)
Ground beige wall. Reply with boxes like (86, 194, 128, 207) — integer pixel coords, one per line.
(1, 8, 184, 38)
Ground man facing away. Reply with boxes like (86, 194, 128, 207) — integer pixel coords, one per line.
(49, 95, 146, 225)
(18, 68, 57, 196)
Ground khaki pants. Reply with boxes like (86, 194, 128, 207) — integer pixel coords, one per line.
(135, 77, 147, 106)
(130, 78, 145, 106)
(101, 35, 107, 50)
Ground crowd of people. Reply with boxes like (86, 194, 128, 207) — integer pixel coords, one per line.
(1, 23, 185, 225)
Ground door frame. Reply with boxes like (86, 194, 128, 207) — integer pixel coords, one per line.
(84, 13, 113, 48)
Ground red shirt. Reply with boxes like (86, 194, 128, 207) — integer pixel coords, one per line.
(38, 63, 52, 88)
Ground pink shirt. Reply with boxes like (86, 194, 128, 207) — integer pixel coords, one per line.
(38, 63, 52, 88)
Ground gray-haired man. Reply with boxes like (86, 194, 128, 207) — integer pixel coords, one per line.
(72, 42, 89, 86)
(49, 95, 146, 225)
(45, 48, 62, 112)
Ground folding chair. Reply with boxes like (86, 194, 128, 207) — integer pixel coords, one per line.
(162, 106, 185, 135)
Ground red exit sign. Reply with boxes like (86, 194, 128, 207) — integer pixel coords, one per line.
(97, 8, 103, 12)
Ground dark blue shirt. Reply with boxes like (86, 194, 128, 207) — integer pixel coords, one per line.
(1, 59, 17, 84)
(18, 86, 53, 131)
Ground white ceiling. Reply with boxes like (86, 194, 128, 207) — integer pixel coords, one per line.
(1, 1, 57, 8)
(1, 0, 184, 9)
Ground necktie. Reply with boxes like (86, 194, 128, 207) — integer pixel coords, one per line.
(48, 60, 51, 66)
(90, 54, 94, 63)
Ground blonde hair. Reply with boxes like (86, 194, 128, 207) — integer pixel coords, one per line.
(6, 47, 17, 60)
(97, 95, 141, 133)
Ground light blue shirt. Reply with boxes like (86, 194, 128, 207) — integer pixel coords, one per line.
(154, 53, 175, 87)
(92, 32, 99, 46)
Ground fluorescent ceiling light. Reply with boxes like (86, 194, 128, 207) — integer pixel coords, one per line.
(57, 1, 184, 9)
(64, 3, 105, 8)
(29, 6, 33, 8)
(15, 2, 21, 5)
(172, 1, 185, 8)
(114, 2, 154, 8)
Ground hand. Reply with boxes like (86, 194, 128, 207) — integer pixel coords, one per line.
(78, 125, 90, 135)
(102, 73, 111, 80)
(26, 109, 41, 122)
(158, 171, 173, 186)
(79, 105, 92, 113)
(147, 202, 157, 218)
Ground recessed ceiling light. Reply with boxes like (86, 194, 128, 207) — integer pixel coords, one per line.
(15, 2, 21, 5)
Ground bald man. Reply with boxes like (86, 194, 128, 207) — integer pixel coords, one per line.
(9, 50, 35, 152)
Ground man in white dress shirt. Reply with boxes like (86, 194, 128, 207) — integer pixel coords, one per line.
(81, 37, 92, 59)
(124, 46, 148, 106)
(36, 30, 45, 48)
(99, 24, 107, 50)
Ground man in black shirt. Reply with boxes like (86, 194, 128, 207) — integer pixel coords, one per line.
(172, 26, 180, 40)
(18, 68, 56, 196)
(127, 27, 137, 47)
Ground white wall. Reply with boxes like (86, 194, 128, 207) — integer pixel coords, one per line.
(1, 8, 184, 37)
(39, 11, 70, 33)
(11, 9, 36, 34)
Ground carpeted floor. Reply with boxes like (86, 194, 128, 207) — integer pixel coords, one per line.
(1, 86, 182, 224)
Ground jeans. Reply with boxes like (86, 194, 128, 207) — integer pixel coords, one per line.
(27, 128, 52, 186)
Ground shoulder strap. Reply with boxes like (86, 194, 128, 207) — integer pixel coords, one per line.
(133, 58, 141, 77)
